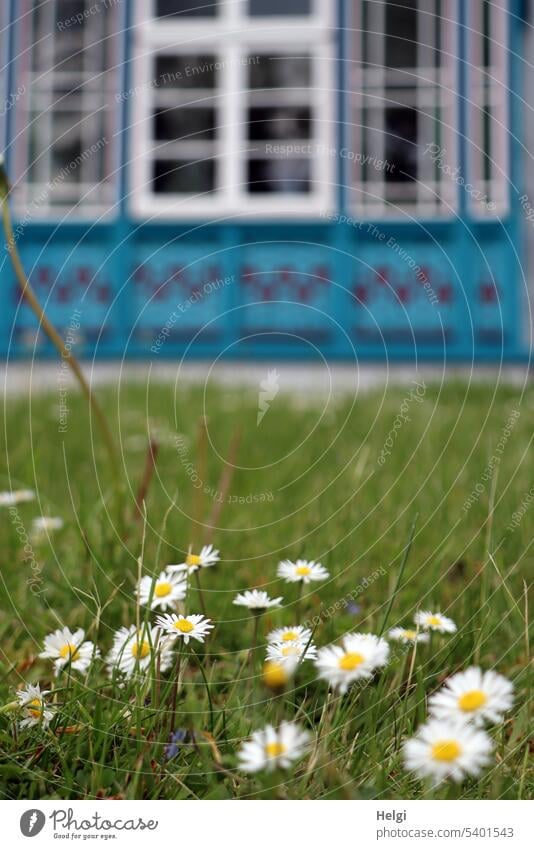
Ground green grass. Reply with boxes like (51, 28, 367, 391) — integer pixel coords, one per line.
(0, 378, 531, 800)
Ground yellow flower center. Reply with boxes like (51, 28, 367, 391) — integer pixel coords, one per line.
(131, 640, 150, 659)
(27, 698, 43, 719)
(282, 631, 298, 641)
(403, 630, 418, 640)
(281, 645, 300, 657)
(262, 661, 289, 690)
(155, 582, 172, 598)
(296, 565, 311, 576)
(431, 740, 462, 762)
(186, 554, 201, 568)
(338, 651, 364, 671)
(174, 619, 194, 633)
(427, 615, 442, 627)
(59, 643, 80, 661)
(265, 741, 287, 758)
(458, 689, 487, 712)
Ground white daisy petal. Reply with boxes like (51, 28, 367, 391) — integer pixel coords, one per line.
(0, 489, 35, 507)
(39, 627, 99, 677)
(314, 633, 390, 694)
(389, 627, 430, 644)
(266, 639, 317, 664)
(106, 625, 173, 679)
(155, 613, 214, 645)
(168, 544, 220, 575)
(266, 625, 312, 644)
(277, 559, 330, 585)
(414, 610, 457, 633)
(138, 570, 187, 611)
(233, 589, 283, 611)
(428, 667, 514, 727)
(16, 683, 55, 729)
(403, 718, 493, 785)
(238, 721, 311, 773)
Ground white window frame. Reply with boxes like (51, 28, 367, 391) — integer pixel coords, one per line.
(467, 0, 510, 218)
(12, 0, 120, 220)
(130, 0, 335, 219)
(347, 0, 459, 219)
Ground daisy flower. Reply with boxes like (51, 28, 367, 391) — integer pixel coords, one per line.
(267, 625, 312, 644)
(107, 625, 172, 679)
(262, 660, 296, 691)
(315, 633, 390, 694)
(389, 627, 430, 645)
(277, 559, 329, 584)
(39, 627, 98, 676)
(155, 613, 213, 645)
(0, 489, 35, 507)
(428, 667, 514, 727)
(266, 639, 317, 663)
(414, 610, 457, 634)
(31, 516, 64, 539)
(169, 544, 220, 575)
(238, 721, 311, 773)
(403, 719, 493, 784)
(16, 683, 55, 729)
(138, 570, 187, 611)
(233, 589, 283, 611)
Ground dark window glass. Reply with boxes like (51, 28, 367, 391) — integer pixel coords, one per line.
(153, 107, 216, 141)
(155, 55, 217, 89)
(156, 0, 218, 17)
(153, 159, 215, 193)
(384, 106, 418, 182)
(385, 0, 417, 69)
(249, 55, 311, 89)
(247, 106, 311, 141)
(247, 159, 310, 193)
(248, 0, 311, 15)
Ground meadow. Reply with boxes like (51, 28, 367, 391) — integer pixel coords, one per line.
(0, 377, 531, 800)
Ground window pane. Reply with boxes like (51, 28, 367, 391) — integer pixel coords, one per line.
(384, 106, 418, 183)
(153, 159, 215, 193)
(247, 106, 311, 141)
(385, 0, 417, 69)
(247, 159, 310, 193)
(153, 107, 216, 141)
(249, 56, 311, 89)
(155, 54, 217, 89)
(156, 0, 218, 17)
(248, 0, 311, 15)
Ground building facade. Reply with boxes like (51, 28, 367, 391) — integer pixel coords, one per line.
(0, 0, 531, 361)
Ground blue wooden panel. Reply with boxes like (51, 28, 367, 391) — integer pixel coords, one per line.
(346, 240, 462, 351)
(8, 239, 122, 357)
(470, 236, 516, 350)
(237, 244, 334, 347)
(130, 244, 231, 354)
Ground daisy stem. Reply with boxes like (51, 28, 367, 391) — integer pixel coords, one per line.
(296, 583, 303, 624)
(0, 168, 120, 495)
(247, 612, 263, 699)
(0, 701, 18, 714)
(194, 569, 208, 619)
(192, 648, 214, 733)
(169, 641, 184, 733)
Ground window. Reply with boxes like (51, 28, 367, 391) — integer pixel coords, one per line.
(467, 0, 509, 217)
(11, 0, 120, 218)
(131, 0, 334, 218)
(348, 0, 458, 217)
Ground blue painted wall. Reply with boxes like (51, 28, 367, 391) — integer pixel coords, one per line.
(0, 2, 530, 362)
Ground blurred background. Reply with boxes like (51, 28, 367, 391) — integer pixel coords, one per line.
(0, 0, 532, 365)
